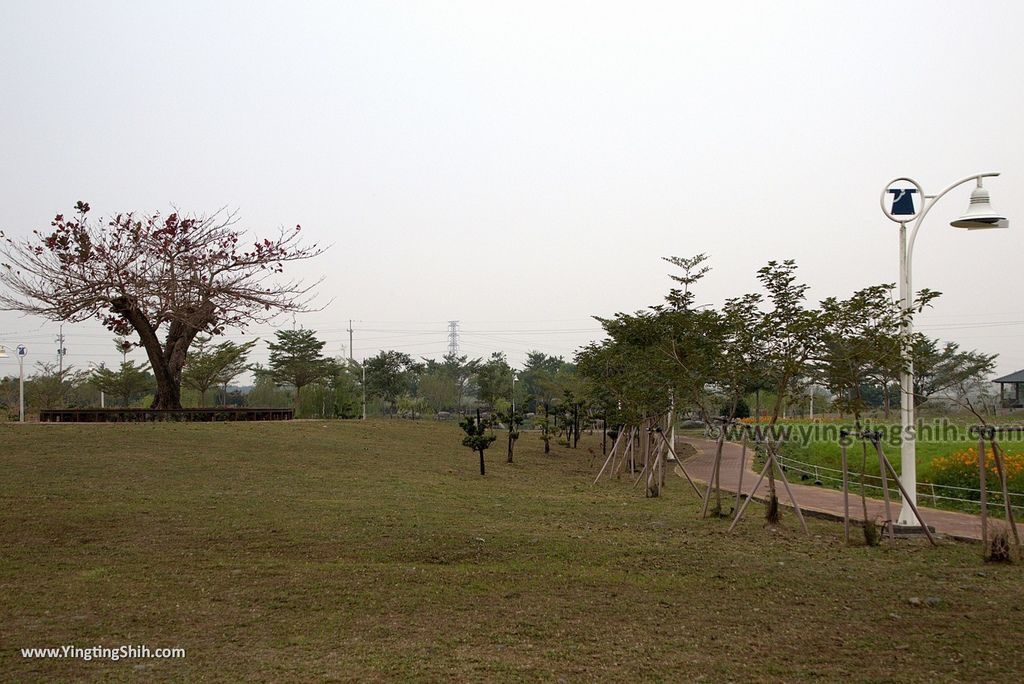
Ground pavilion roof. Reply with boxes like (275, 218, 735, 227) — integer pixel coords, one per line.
(992, 369, 1024, 384)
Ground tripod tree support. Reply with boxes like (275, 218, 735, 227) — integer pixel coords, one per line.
(866, 432, 936, 547)
(728, 430, 808, 534)
(971, 425, 1023, 560)
(839, 431, 850, 544)
(656, 429, 701, 497)
(734, 437, 748, 517)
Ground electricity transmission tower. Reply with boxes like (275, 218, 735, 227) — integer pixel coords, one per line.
(447, 320, 460, 357)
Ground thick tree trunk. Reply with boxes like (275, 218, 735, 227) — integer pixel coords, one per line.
(111, 296, 211, 410)
(150, 368, 182, 409)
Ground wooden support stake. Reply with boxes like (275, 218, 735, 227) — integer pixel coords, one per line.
(979, 433, 989, 552)
(592, 430, 621, 484)
(734, 437, 747, 515)
(877, 449, 937, 547)
(989, 437, 1021, 556)
(840, 438, 850, 544)
(659, 415, 668, 490)
(615, 427, 636, 478)
(632, 458, 649, 488)
(656, 431, 702, 497)
(700, 431, 726, 518)
(872, 438, 896, 544)
(593, 450, 615, 484)
(728, 457, 772, 532)
(646, 451, 663, 498)
(771, 447, 809, 534)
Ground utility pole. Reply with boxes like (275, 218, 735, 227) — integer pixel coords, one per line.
(447, 320, 459, 357)
(348, 320, 354, 362)
(361, 362, 367, 420)
(56, 324, 66, 376)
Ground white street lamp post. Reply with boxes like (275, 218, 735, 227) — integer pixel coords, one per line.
(88, 362, 105, 408)
(0, 346, 6, 403)
(16, 344, 28, 423)
(881, 172, 1008, 528)
(511, 372, 517, 415)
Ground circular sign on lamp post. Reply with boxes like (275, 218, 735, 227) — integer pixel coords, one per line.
(880, 178, 925, 224)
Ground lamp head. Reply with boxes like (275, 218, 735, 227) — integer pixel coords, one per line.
(951, 185, 1009, 230)
(0, 345, 7, 358)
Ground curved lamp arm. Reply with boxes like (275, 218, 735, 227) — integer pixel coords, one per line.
(907, 172, 1000, 266)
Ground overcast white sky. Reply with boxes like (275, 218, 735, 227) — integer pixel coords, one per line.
(2, 1, 1023, 379)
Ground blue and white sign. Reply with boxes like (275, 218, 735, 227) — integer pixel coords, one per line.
(888, 188, 917, 216)
(16, 345, 27, 357)
(881, 178, 925, 223)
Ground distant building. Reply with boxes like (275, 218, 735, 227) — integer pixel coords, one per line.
(992, 370, 1024, 408)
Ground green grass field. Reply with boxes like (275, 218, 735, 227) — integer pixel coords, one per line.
(2, 420, 1023, 682)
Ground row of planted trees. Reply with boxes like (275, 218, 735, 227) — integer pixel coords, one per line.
(0, 324, 600, 424)
(0, 203, 599, 420)
(575, 255, 996, 525)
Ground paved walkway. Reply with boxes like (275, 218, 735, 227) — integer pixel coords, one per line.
(677, 436, 1023, 542)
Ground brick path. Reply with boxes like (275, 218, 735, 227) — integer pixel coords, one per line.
(677, 436, 1024, 542)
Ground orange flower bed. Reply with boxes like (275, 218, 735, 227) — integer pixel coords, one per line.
(929, 447, 1024, 495)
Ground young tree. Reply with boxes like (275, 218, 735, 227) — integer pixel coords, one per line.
(245, 367, 293, 408)
(752, 260, 822, 523)
(460, 409, 495, 475)
(475, 352, 515, 409)
(493, 401, 524, 463)
(815, 284, 908, 542)
(912, 338, 996, 408)
(29, 362, 88, 409)
(397, 394, 430, 419)
(716, 293, 766, 421)
(0, 202, 324, 409)
(322, 359, 362, 418)
(114, 337, 134, 364)
(364, 350, 424, 415)
(89, 361, 156, 407)
(652, 255, 724, 422)
(264, 329, 330, 411)
(420, 353, 481, 412)
(418, 368, 458, 413)
(441, 353, 480, 411)
(535, 404, 556, 454)
(182, 336, 258, 405)
(520, 351, 568, 412)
